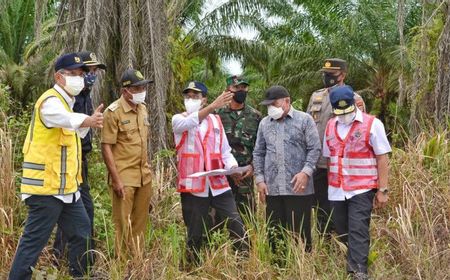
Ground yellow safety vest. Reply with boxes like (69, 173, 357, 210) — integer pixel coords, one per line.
(21, 88, 82, 195)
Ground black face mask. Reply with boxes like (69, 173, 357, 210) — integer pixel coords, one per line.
(233, 90, 247, 104)
(323, 73, 340, 88)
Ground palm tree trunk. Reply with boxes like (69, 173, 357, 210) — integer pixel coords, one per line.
(434, 1, 450, 127)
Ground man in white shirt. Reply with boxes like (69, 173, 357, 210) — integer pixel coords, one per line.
(322, 85, 391, 280)
(172, 81, 247, 265)
(9, 53, 104, 280)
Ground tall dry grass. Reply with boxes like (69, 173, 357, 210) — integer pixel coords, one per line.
(0, 127, 448, 279)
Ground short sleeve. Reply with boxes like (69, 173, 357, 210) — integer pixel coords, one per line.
(101, 110, 118, 144)
(369, 118, 392, 155)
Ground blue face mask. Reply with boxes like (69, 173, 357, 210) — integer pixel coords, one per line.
(84, 72, 97, 88)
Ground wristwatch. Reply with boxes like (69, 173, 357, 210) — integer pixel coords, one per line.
(378, 187, 389, 194)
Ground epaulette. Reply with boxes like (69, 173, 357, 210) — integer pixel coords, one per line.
(107, 101, 119, 111)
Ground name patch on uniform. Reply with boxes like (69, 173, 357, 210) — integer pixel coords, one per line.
(354, 130, 362, 138)
(121, 120, 130, 125)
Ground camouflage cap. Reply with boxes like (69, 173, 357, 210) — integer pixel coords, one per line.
(226, 75, 249, 86)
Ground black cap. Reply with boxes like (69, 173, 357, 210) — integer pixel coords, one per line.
(330, 85, 355, 115)
(120, 69, 153, 87)
(260, 85, 290, 105)
(54, 53, 88, 72)
(320, 58, 348, 73)
(77, 51, 106, 70)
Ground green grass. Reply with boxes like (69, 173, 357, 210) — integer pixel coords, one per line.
(0, 126, 449, 279)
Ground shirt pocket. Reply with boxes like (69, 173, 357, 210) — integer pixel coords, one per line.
(242, 121, 258, 141)
(118, 123, 138, 141)
(59, 128, 76, 146)
(310, 104, 322, 122)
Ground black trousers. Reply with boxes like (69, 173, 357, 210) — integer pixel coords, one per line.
(53, 158, 94, 259)
(266, 195, 313, 252)
(9, 196, 92, 280)
(330, 190, 376, 274)
(181, 190, 247, 263)
(313, 168, 333, 234)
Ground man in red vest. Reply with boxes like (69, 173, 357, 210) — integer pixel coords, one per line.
(172, 81, 247, 265)
(323, 85, 391, 280)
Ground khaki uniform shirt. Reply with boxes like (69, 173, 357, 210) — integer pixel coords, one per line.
(101, 96, 151, 187)
(306, 87, 365, 169)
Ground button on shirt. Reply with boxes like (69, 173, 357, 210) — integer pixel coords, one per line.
(253, 106, 321, 196)
(22, 85, 90, 203)
(322, 109, 392, 201)
(172, 112, 238, 198)
(101, 96, 152, 187)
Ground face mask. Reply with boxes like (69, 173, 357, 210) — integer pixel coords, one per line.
(130, 91, 146, 104)
(84, 72, 97, 88)
(184, 98, 202, 114)
(323, 72, 340, 88)
(268, 104, 284, 120)
(337, 112, 356, 125)
(233, 90, 247, 104)
(63, 75, 85, 96)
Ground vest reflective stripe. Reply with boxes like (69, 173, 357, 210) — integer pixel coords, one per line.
(20, 88, 82, 195)
(22, 162, 45, 171)
(176, 114, 229, 193)
(325, 113, 378, 191)
(59, 146, 67, 195)
(204, 116, 228, 189)
(329, 157, 377, 166)
(329, 166, 378, 176)
(21, 177, 44, 186)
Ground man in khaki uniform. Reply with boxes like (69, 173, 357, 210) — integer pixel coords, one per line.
(101, 68, 152, 258)
(306, 58, 365, 236)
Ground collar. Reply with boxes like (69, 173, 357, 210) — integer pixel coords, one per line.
(270, 106, 294, 121)
(53, 84, 75, 108)
(224, 103, 246, 112)
(119, 95, 135, 112)
(286, 106, 294, 118)
(354, 108, 363, 123)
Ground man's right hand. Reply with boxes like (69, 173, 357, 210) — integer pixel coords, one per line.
(112, 179, 125, 200)
(257, 182, 269, 204)
(81, 104, 104, 128)
(209, 91, 234, 110)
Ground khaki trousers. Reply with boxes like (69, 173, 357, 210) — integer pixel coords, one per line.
(111, 183, 151, 259)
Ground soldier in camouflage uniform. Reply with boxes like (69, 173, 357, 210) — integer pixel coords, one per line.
(306, 58, 366, 236)
(216, 75, 262, 217)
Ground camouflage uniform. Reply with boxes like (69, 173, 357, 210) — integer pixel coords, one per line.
(216, 105, 261, 215)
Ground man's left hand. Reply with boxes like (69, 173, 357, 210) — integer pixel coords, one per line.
(291, 172, 309, 193)
(374, 191, 389, 208)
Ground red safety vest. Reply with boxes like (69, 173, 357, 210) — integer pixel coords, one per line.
(175, 114, 229, 193)
(325, 113, 378, 191)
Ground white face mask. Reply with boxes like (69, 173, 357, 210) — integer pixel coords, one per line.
(130, 91, 146, 105)
(337, 112, 356, 125)
(268, 104, 284, 120)
(63, 75, 84, 96)
(184, 98, 202, 114)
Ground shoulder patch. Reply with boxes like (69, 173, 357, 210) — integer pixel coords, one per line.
(107, 102, 119, 111)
